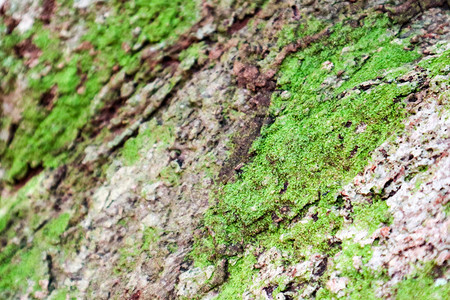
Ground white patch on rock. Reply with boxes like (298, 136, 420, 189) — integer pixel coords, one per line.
(141, 213, 160, 228)
(321, 60, 334, 71)
(177, 266, 215, 298)
(17, 14, 34, 33)
(74, 0, 96, 9)
(195, 23, 216, 40)
(326, 274, 349, 293)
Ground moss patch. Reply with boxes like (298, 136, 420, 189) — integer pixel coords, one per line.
(196, 13, 424, 296)
(0, 174, 45, 234)
(0, 213, 71, 296)
(120, 119, 175, 165)
(214, 253, 258, 300)
(1, 0, 201, 181)
(203, 13, 419, 249)
(394, 262, 450, 300)
(317, 242, 388, 299)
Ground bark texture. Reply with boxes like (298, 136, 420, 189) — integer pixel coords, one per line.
(0, 0, 449, 299)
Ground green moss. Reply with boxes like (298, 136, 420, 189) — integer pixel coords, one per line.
(49, 288, 70, 300)
(179, 42, 206, 70)
(445, 201, 450, 217)
(189, 15, 426, 298)
(419, 49, 450, 77)
(280, 208, 343, 254)
(317, 241, 387, 299)
(205, 79, 414, 247)
(215, 253, 258, 299)
(0, 212, 70, 295)
(276, 17, 327, 48)
(0, 246, 47, 295)
(3, 25, 105, 180)
(121, 119, 175, 165)
(189, 233, 217, 268)
(83, 0, 200, 70)
(0, 174, 44, 233)
(42, 213, 71, 243)
(352, 199, 392, 234)
(0, 26, 24, 93)
(394, 262, 449, 299)
(2, 0, 201, 181)
(33, 27, 63, 65)
(159, 163, 182, 186)
(196, 14, 421, 289)
(0, 243, 20, 266)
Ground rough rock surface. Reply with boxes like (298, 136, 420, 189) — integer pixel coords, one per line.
(0, 0, 449, 299)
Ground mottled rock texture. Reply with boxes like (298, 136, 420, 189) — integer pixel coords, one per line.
(0, 0, 449, 299)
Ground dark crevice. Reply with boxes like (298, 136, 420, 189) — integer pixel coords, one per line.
(46, 254, 56, 293)
(13, 164, 44, 190)
(312, 256, 328, 276)
(262, 284, 277, 299)
(40, 0, 56, 24)
(0, 211, 18, 235)
(5, 122, 18, 148)
(34, 219, 49, 233)
(227, 9, 261, 35)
